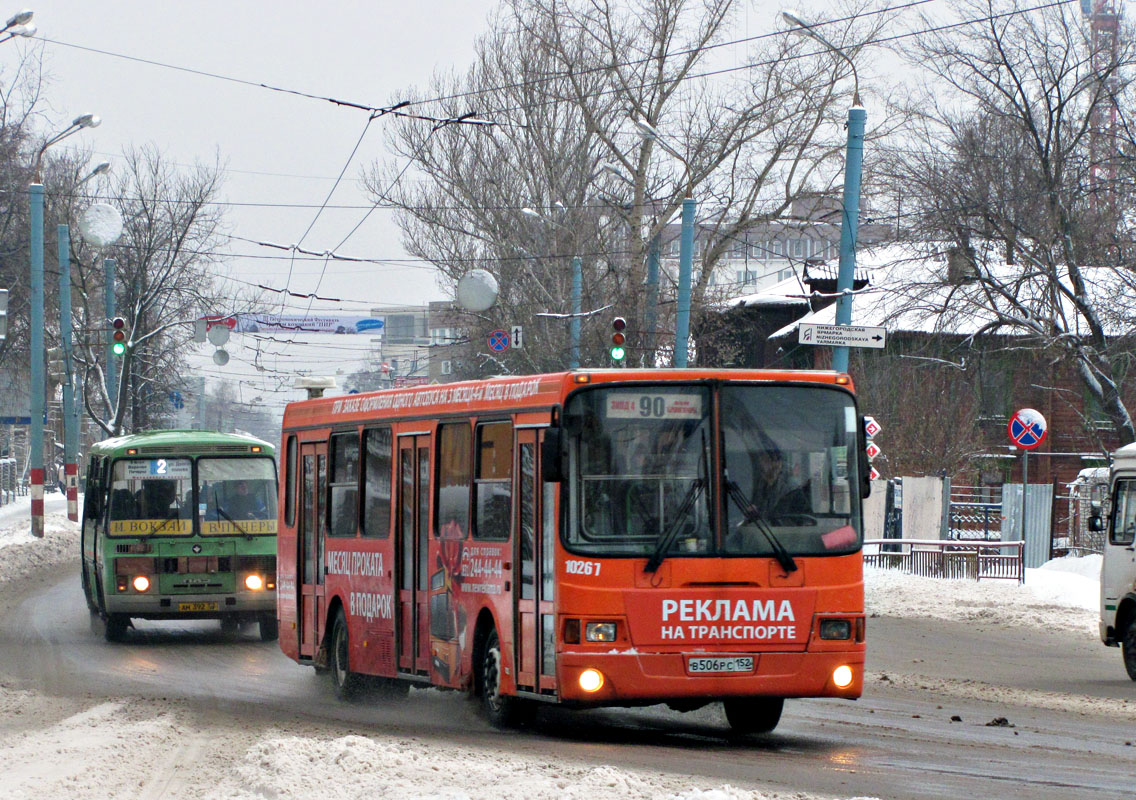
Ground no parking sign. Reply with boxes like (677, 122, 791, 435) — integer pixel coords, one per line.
(1008, 408, 1048, 450)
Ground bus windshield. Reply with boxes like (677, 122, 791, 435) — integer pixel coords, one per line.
(108, 458, 194, 536)
(564, 383, 861, 558)
(567, 386, 713, 556)
(199, 457, 278, 535)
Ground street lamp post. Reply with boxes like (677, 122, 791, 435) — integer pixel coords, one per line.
(632, 117, 696, 368)
(521, 206, 583, 369)
(28, 112, 100, 537)
(783, 10, 865, 374)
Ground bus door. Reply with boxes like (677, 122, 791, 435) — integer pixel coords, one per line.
(514, 429, 556, 693)
(298, 442, 328, 660)
(396, 434, 431, 674)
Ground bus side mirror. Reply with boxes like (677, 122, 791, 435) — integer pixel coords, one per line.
(1088, 513, 1103, 532)
(541, 428, 563, 483)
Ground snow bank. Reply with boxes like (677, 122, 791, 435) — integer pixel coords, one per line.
(864, 556, 1100, 635)
(0, 495, 80, 587)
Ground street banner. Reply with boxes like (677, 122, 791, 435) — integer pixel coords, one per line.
(202, 314, 385, 334)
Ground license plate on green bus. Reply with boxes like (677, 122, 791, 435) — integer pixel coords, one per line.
(178, 601, 218, 612)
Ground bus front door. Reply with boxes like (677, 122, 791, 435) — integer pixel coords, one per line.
(397, 434, 431, 675)
(298, 442, 328, 661)
(514, 429, 556, 694)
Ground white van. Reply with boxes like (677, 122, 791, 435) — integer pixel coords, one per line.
(1094, 443, 1136, 681)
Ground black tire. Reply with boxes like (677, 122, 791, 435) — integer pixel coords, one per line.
(1122, 617, 1136, 682)
(258, 612, 279, 642)
(104, 613, 129, 643)
(330, 609, 365, 700)
(723, 696, 784, 735)
(479, 629, 532, 728)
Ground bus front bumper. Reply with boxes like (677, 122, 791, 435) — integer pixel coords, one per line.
(105, 591, 275, 618)
(557, 649, 865, 704)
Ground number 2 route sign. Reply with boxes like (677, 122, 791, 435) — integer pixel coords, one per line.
(487, 329, 510, 353)
(1008, 408, 1048, 450)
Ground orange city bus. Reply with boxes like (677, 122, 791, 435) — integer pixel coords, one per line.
(276, 369, 869, 733)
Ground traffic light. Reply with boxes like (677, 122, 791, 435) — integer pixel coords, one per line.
(111, 317, 126, 356)
(610, 317, 627, 362)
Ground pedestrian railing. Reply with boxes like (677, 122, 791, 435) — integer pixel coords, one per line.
(863, 538, 1025, 583)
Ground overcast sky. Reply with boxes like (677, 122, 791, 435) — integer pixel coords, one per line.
(5, 0, 821, 418)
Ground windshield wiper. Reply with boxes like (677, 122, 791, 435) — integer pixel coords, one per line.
(216, 505, 252, 539)
(723, 472, 798, 574)
(644, 430, 710, 574)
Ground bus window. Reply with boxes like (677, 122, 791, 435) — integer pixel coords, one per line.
(475, 422, 512, 540)
(328, 432, 360, 538)
(362, 427, 392, 538)
(566, 387, 711, 556)
(1111, 479, 1136, 546)
(284, 435, 297, 527)
(437, 423, 471, 539)
(108, 458, 193, 536)
(720, 386, 860, 556)
(199, 457, 278, 535)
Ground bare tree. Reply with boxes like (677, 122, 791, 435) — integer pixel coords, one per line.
(67, 145, 233, 436)
(370, 0, 884, 370)
(884, 0, 1136, 444)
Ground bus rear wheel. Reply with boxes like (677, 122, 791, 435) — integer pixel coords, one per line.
(1122, 618, 1136, 681)
(330, 609, 365, 700)
(479, 629, 532, 728)
(723, 696, 784, 735)
(104, 614, 129, 643)
(258, 612, 279, 642)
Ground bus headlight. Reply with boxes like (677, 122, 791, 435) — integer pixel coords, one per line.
(244, 574, 264, 591)
(585, 622, 617, 642)
(578, 668, 605, 692)
(132, 575, 150, 592)
(832, 665, 854, 688)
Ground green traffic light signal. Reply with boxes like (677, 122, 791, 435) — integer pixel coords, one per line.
(610, 345, 626, 361)
(112, 341, 126, 356)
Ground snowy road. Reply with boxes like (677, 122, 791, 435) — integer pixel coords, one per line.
(1, 561, 1132, 799)
(1, 505, 1133, 799)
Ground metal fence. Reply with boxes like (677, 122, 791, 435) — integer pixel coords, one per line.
(947, 484, 1003, 540)
(864, 538, 1025, 583)
(0, 457, 16, 505)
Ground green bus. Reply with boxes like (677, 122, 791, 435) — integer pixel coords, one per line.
(80, 430, 279, 642)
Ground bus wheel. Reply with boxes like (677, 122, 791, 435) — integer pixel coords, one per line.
(104, 614, 129, 643)
(330, 609, 365, 701)
(479, 629, 531, 728)
(258, 612, 279, 642)
(723, 697, 784, 735)
(1122, 618, 1136, 681)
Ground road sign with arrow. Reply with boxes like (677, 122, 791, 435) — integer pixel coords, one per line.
(798, 323, 887, 349)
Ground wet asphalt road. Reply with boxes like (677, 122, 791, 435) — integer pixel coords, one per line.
(2, 570, 1133, 800)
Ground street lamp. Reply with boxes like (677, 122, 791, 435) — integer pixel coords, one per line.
(782, 9, 865, 374)
(28, 113, 101, 537)
(632, 116, 696, 368)
(522, 206, 583, 369)
(0, 8, 34, 43)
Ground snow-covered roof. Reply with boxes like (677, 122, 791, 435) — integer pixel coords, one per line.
(721, 275, 811, 311)
(743, 243, 1136, 342)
